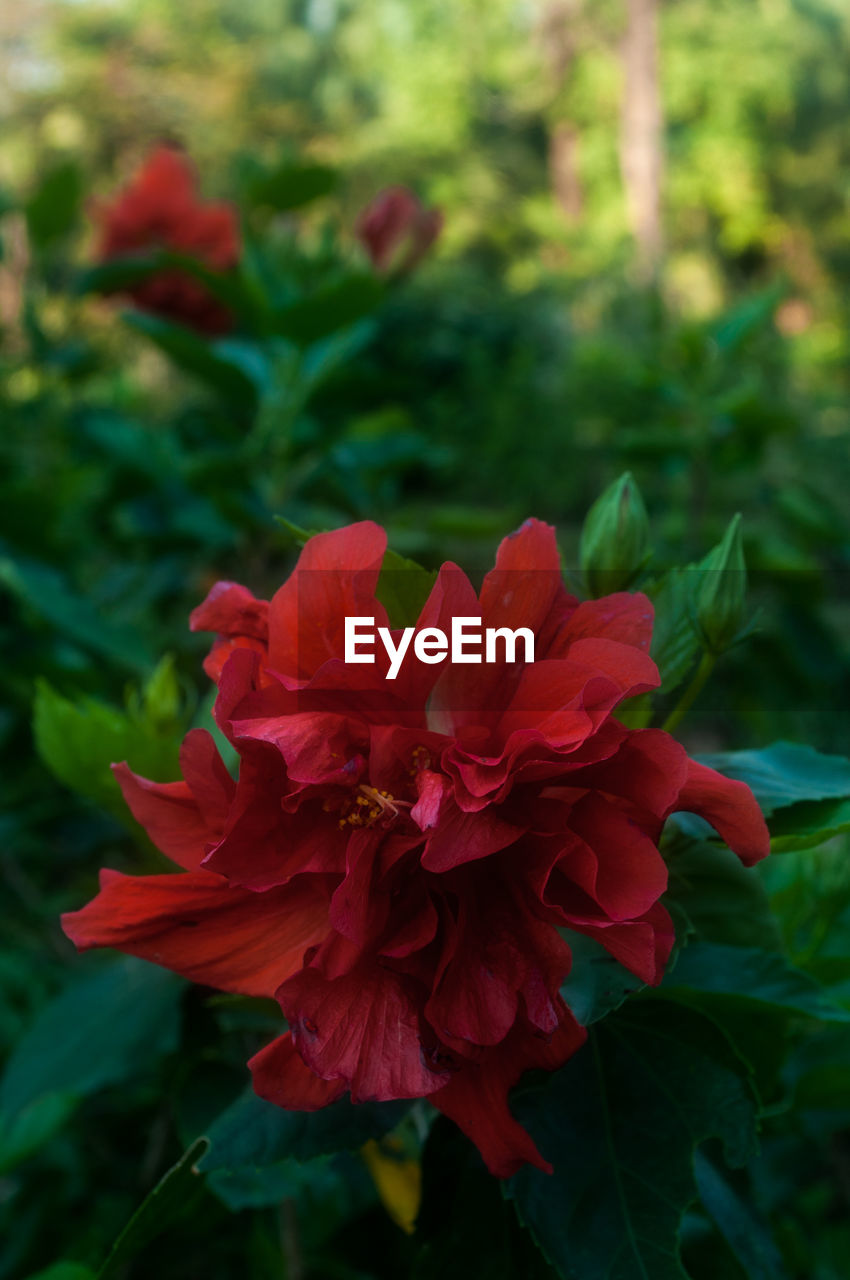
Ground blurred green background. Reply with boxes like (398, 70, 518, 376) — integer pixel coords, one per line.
(2, 2, 850, 1278)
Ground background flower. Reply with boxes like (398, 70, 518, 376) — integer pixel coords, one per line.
(92, 145, 239, 334)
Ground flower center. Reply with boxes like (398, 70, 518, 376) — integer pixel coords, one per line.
(335, 785, 407, 830)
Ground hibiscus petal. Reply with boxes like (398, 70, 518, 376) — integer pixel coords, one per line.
(429, 1008, 586, 1177)
(565, 637, 659, 698)
(203, 786, 347, 891)
(203, 635, 269, 686)
(555, 592, 654, 653)
(62, 869, 329, 998)
(567, 793, 668, 920)
(329, 830, 389, 946)
(112, 764, 210, 871)
(179, 728, 236, 829)
(267, 522, 388, 678)
(420, 799, 522, 873)
(249, 1031, 346, 1110)
(673, 759, 770, 866)
(569, 729, 688, 822)
(480, 518, 564, 637)
(425, 922, 520, 1047)
(230, 711, 367, 787)
(276, 961, 450, 1102)
(190, 581, 269, 640)
(566, 901, 676, 986)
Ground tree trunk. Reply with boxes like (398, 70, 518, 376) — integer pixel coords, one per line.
(620, 0, 664, 279)
(538, 0, 584, 223)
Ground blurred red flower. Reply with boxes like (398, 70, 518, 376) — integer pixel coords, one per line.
(62, 520, 769, 1176)
(92, 146, 239, 335)
(356, 186, 442, 275)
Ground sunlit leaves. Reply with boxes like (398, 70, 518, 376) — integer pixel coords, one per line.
(33, 656, 189, 826)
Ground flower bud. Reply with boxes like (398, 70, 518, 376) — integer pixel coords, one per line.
(694, 513, 747, 654)
(580, 472, 651, 597)
(355, 186, 442, 276)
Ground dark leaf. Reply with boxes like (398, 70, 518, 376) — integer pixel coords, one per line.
(507, 1003, 759, 1280)
(123, 312, 261, 409)
(200, 1086, 410, 1170)
(25, 162, 82, 247)
(694, 1151, 787, 1280)
(273, 274, 384, 345)
(0, 958, 183, 1117)
(97, 1138, 209, 1279)
(246, 162, 338, 211)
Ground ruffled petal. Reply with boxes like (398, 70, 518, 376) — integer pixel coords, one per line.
(480, 519, 563, 637)
(673, 758, 770, 866)
(267, 522, 388, 679)
(112, 764, 209, 871)
(190, 581, 269, 640)
(276, 960, 450, 1102)
(566, 901, 676, 987)
(429, 1008, 586, 1177)
(249, 1031, 347, 1110)
(420, 799, 522, 873)
(555, 592, 654, 654)
(179, 728, 236, 828)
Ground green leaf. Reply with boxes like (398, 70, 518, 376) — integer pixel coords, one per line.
(25, 161, 82, 247)
(660, 942, 850, 1025)
(768, 795, 850, 852)
(97, 1138, 209, 1279)
(711, 283, 786, 354)
(0, 551, 153, 673)
(0, 1092, 76, 1174)
(200, 1086, 410, 1171)
(0, 958, 183, 1119)
(559, 932, 645, 1027)
(695, 743, 850, 817)
(123, 312, 261, 409)
(246, 161, 338, 211)
(375, 549, 438, 629)
(273, 274, 384, 345)
(33, 660, 186, 824)
(207, 1150, 375, 1220)
(646, 568, 702, 695)
(507, 1003, 759, 1280)
(274, 516, 323, 548)
(784, 1024, 850, 1113)
(694, 1152, 787, 1280)
(664, 836, 783, 952)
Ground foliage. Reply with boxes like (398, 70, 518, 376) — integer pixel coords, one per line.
(2, 3, 850, 1277)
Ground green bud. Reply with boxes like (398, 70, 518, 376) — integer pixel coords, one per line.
(694, 514, 747, 654)
(580, 472, 651, 597)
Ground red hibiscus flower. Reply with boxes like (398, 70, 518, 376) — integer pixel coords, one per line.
(62, 520, 769, 1177)
(92, 146, 239, 335)
(355, 186, 443, 275)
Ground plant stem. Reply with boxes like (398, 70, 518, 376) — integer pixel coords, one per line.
(661, 650, 716, 735)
